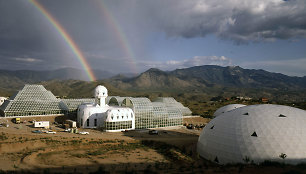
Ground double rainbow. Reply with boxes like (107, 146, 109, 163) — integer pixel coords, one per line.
(96, 1, 138, 74)
(29, 0, 96, 81)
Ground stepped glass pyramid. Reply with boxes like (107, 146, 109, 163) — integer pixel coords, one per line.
(0, 85, 93, 117)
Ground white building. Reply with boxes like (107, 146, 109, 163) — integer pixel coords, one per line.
(0, 97, 7, 106)
(198, 104, 306, 164)
(77, 85, 134, 132)
(34, 121, 50, 129)
(105, 108, 135, 132)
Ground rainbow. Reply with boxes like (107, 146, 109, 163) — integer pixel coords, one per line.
(29, 0, 96, 81)
(95, 1, 138, 74)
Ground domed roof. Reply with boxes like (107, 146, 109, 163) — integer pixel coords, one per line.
(105, 108, 133, 122)
(213, 104, 246, 117)
(198, 104, 306, 164)
(94, 85, 108, 98)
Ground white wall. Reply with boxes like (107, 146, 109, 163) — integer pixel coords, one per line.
(0, 97, 7, 106)
(34, 121, 49, 128)
(77, 104, 109, 129)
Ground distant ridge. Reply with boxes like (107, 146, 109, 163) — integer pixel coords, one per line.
(0, 68, 114, 88)
(107, 65, 306, 90)
(1, 65, 306, 98)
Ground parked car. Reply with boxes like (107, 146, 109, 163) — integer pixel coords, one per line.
(1, 123, 9, 127)
(79, 131, 89, 135)
(64, 128, 71, 132)
(45, 130, 56, 134)
(149, 130, 158, 135)
(32, 130, 43, 134)
(186, 124, 194, 129)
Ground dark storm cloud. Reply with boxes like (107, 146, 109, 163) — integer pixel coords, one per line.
(0, 0, 74, 70)
(137, 0, 306, 42)
(0, 0, 121, 70)
(1, 0, 306, 73)
(0, 1, 44, 51)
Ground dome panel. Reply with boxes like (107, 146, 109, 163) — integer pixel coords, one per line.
(213, 104, 246, 117)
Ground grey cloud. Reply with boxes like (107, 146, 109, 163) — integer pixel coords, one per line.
(139, 0, 306, 42)
(13, 57, 42, 62)
(0, 0, 113, 71)
(1, 0, 305, 73)
(241, 58, 306, 77)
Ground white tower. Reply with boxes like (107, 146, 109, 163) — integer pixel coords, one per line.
(94, 85, 108, 107)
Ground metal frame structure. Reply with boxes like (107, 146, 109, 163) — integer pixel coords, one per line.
(122, 97, 154, 129)
(0, 85, 64, 117)
(0, 85, 94, 117)
(153, 97, 192, 116)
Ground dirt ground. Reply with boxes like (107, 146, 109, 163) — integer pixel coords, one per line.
(183, 116, 211, 126)
(1, 116, 306, 173)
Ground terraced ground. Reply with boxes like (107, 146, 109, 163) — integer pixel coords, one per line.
(1, 117, 306, 173)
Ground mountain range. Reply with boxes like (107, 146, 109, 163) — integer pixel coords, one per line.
(0, 65, 306, 101)
(106, 65, 306, 91)
(0, 68, 114, 89)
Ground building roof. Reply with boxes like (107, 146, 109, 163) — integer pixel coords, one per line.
(153, 97, 192, 116)
(61, 98, 95, 111)
(9, 85, 58, 101)
(108, 96, 126, 106)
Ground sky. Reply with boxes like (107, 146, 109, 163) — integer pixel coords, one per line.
(0, 0, 306, 78)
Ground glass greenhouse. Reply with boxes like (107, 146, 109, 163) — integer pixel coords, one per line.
(1, 84, 190, 130)
(120, 97, 184, 129)
(0, 85, 94, 117)
(61, 99, 95, 113)
(153, 97, 192, 116)
(108, 96, 126, 106)
(122, 97, 155, 129)
(152, 102, 169, 128)
(0, 85, 64, 117)
(105, 121, 133, 131)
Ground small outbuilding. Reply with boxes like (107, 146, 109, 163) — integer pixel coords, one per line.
(34, 121, 50, 129)
(65, 120, 77, 128)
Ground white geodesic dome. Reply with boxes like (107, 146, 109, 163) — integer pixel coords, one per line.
(198, 104, 306, 165)
(213, 104, 246, 117)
